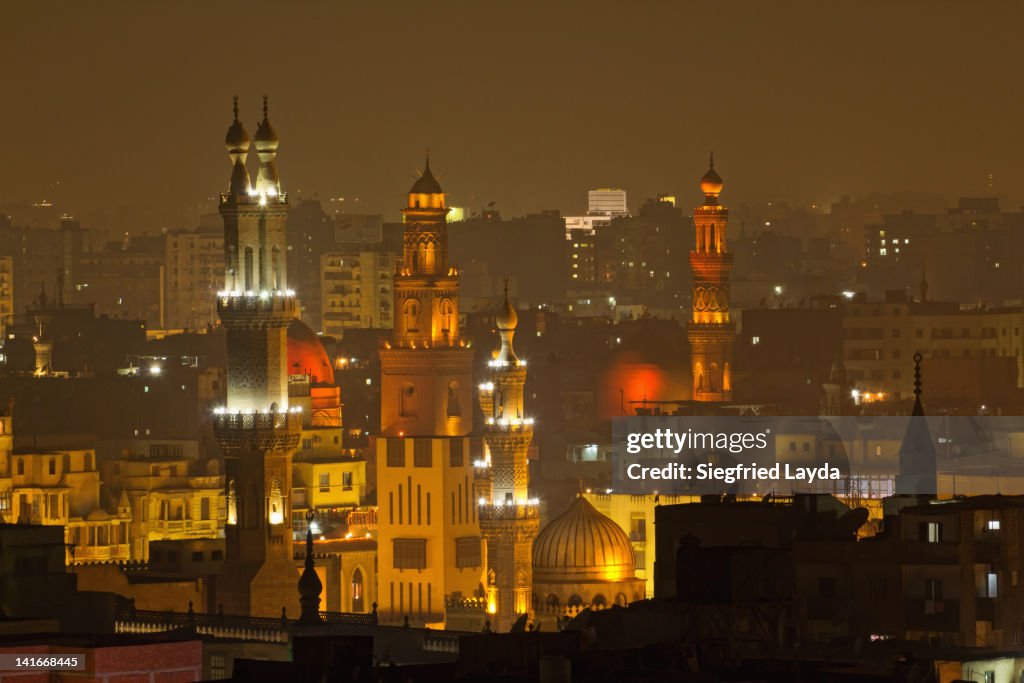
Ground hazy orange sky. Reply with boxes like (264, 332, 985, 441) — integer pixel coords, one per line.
(3, 1, 1022, 223)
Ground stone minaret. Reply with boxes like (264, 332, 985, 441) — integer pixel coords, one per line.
(214, 97, 302, 617)
(688, 153, 735, 402)
(477, 283, 540, 631)
(379, 155, 474, 437)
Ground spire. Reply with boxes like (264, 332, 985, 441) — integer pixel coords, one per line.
(233, 95, 239, 123)
(297, 510, 323, 624)
(912, 351, 924, 416)
(224, 96, 251, 197)
(262, 94, 268, 123)
(709, 150, 715, 169)
(410, 151, 443, 195)
(253, 96, 281, 196)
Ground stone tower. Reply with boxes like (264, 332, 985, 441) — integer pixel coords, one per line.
(688, 154, 735, 402)
(379, 155, 474, 438)
(375, 157, 481, 628)
(214, 97, 302, 617)
(476, 284, 540, 631)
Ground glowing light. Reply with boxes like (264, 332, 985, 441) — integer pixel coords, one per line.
(269, 509, 284, 525)
(478, 497, 487, 506)
(309, 520, 321, 535)
(259, 194, 268, 206)
(842, 290, 855, 299)
(365, 532, 371, 538)
(473, 459, 489, 468)
(149, 365, 162, 376)
(345, 532, 353, 539)
(773, 285, 784, 295)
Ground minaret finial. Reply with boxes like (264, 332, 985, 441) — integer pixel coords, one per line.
(232, 95, 239, 123)
(913, 352, 922, 401)
(709, 150, 715, 169)
(502, 277, 509, 301)
(262, 95, 269, 122)
(425, 148, 431, 171)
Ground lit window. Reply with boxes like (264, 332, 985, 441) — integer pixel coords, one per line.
(987, 519, 1000, 531)
(751, 336, 761, 345)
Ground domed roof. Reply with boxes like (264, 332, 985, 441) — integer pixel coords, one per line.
(253, 96, 279, 150)
(287, 319, 334, 385)
(700, 160, 723, 198)
(533, 496, 636, 582)
(224, 96, 250, 152)
(496, 288, 517, 331)
(410, 155, 443, 195)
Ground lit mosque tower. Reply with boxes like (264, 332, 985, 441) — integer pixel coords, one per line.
(688, 153, 735, 402)
(213, 97, 303, 617)
(476, 283, 540, 631)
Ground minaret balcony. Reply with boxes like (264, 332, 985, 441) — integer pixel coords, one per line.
(217, 291, 298, 325)
(483, 417, 534, 432)
(477, 499, 540, 523)
(212, 407, 302, 453)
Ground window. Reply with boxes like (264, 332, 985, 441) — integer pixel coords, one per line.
(200, 497, 210, 520)
(211, 550, 223, 561)
(48, 458, 55, 475)
(351, 568, 365, 612)
(393, 538, 427, 570)
(751, 336, 760, 345)
(413, 440, 432, 468)
(302, 438, 313, 451)
(386, 440, 405, 467)
(986, 571, 999, 598)
(986, 519, 1000, 531)
(191, 551, 204, 562)
(449, 439, 464, 467)
(924, 578, 943, 601)
(210, 654, 226, 680)
(920, 521, 942, 543)
(16, 459, 23, 476)
(455, 536, 482, 569)
(342, 471, 353, 490)
(446, 381, 461, 418)
(319, 473, 330, 492)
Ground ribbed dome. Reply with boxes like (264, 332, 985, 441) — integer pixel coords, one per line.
(533, 496, 636, 582)
(225, 97, 250, 152)
(496, 295, 517, 331)
(254, 96, 279, 150)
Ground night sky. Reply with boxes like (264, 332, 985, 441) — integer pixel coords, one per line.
(3, 1, 1022, 223)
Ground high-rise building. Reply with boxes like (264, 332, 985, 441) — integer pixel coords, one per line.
(476, 286, 540, 631)
(687, 155, 735, 401)
(212, 97, 303, 617)
(0, 256, 12, 342)
(164, 226, 224, 331)
(319, 250, 397, 337)
(374, 156, 481, 627)
(587, 188, 628, 217)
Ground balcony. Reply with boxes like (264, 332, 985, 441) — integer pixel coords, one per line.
(903, 598, 959, 632)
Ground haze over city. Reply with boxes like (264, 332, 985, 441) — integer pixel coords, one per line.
(3, 1, 1023, 226)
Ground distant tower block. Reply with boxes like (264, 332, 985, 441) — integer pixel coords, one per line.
(687, 153, 735, 402)
(477, 283, 540, 631)
(213, 97, 302, 618)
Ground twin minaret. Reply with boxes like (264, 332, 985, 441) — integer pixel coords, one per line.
(215, 97, 302, 618)
(688, 154, 735, 402)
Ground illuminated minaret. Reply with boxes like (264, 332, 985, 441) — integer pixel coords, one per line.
(476, 282, 539, 631)
(214, 97, 302, 617)
(379, 154, 473, 437)
(376, 156, 480, 628)
(688, 153, 735, 402)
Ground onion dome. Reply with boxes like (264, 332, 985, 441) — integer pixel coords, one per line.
(700, 152, 723, 198)
(410, 153, 443, 195)
(533, 496, 637, 582)
(495, 282, 517, 331)
(253, 96, 279, 151)
(287, 319, 334, 385)
(224, 96, 250, 153)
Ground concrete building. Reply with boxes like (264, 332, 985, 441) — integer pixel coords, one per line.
(164, 225, 223, 331)
(0, 256, 12, 343)
(319, 250, 397, 337)
(587, 188, 628, 217)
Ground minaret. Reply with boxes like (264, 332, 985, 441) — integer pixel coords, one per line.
(379, 154, 473, 436)
(375, 156, 480, 628)
(687, 153, 735, 401)
(298, 510, 323, 624)
(895, 353, 937, 496)
(476, 282, 540, 631)
(213, 97, 302, 617)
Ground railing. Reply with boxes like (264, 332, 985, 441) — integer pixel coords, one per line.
(478, 503, 540, 522)
(114, 606, 376, 644)
(213, 411, 302, 432)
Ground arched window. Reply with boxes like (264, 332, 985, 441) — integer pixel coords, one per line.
(400, 383, 417, 417)
(567, 594, 584, 608)
(351, 568, 365, 612)
(271, 245, 281, 290)
(545, 594, 560, 608)
(226, 479, 237, 525)
(723, 362, 732, 392)
(446, 381, 460, 418)
(709, 224, 716, 253)
(439, 299, 454, 339)
(709, 363, 720, 393)
(268, 479, 284, 525)
(244, 247, 254, 291)
(258, 246, 266, 289)
(403, 299, 420, 333)
(614, 592, 628, 607)
(592, 594, 607, 609)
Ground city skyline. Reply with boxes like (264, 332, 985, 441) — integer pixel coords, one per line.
(2, 1, 1023, 225)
